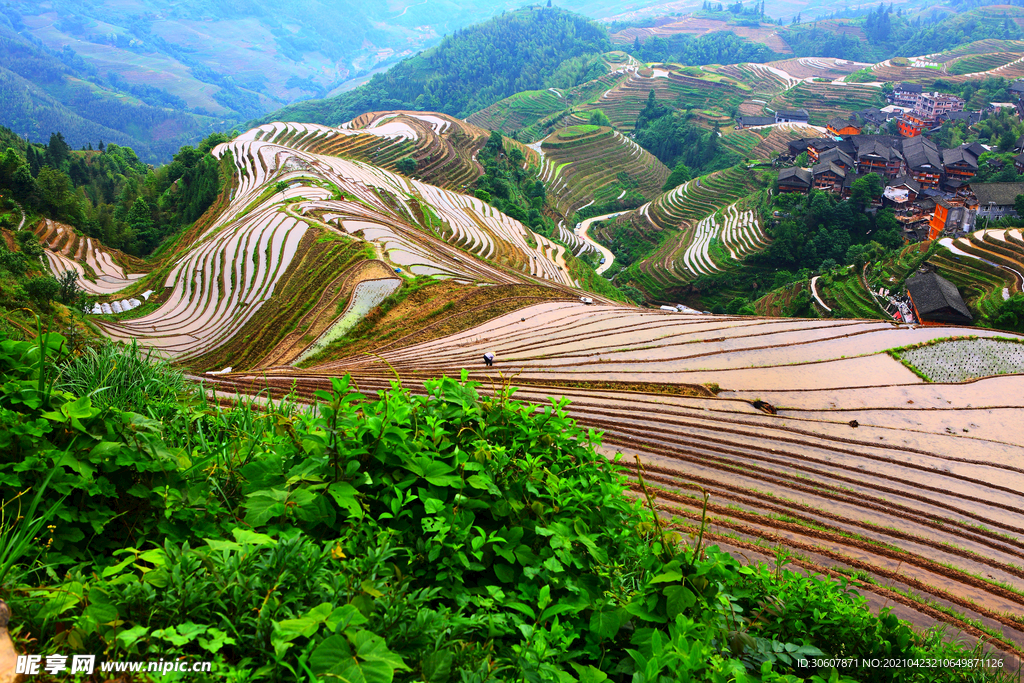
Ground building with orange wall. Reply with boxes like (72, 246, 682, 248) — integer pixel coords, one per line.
(928, 198, 951, 240)
(826, 118, 862, 137)
(897, 114, 927, 137)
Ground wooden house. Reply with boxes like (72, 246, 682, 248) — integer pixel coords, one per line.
(826, 118, 862, 137)
(812, 161, 846, 192)
(774, 109, 810, 124)
(855, 139, 903, 178)
(902, 136, 943, 189)
(892, 82, 923, 107)
(907, 272, 973, 325)
(777, 167, 812, 193)
(941, 146, 979, 181)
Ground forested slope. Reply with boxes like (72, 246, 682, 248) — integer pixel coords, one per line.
(258, 8, 611, 127)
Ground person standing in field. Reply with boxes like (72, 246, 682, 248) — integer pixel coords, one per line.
(483, 351, 495, 366)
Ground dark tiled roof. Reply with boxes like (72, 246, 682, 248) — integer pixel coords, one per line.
(1014, 153, 1024, 165)
(970, 181, 1024, 207)
(737, 116, 775, 127)
(942, 147, 979, 169)
(851, 134, 902, 148)
(857, 108, 888, 124)
(776, 109, 810, 119)
(827, 117, 860, 130)
(886, 175, 920, 192)
(901, 136, 942, 171)
(907, 272, 972, 322)
(813, 161, 846, 178)
(963, 142, 986, 159)
(778, 166, 812, 185)
(897, 82, 923, 93)
(943, 111, 981, 124)
(1011, 80, 1024, 93)
(857, 140, 902, 161)
(818, 147, 855, 168)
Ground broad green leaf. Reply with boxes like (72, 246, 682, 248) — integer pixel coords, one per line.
(115, 625, 148, 650)
(421, 651, 453, 683)
(100, 555, 136, 578)
(664, 585, 696, 619)
(403, 457, 460, 486)
(231, 528, 278, 547)
(569, 663, 609, 683)
(505, 602, 537, 619)
(349, 629, 409, 670)
(649, 568, 683, 584)
(422, 496, 445, 515)
(326, 604, 368, 633)
(328, 482, 364, 519)
(538, 584, 552, 611)
(589, 609, 625, 640)
(494, 563, 515, 584)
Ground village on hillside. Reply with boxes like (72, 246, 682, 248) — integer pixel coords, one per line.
(750, 80, 1024, 325)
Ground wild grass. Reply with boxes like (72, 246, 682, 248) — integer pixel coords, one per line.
(55, 339, 190, 414)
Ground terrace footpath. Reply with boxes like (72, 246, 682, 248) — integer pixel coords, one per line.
(809, 275, 831, 312)
(577, 211, 627, 275)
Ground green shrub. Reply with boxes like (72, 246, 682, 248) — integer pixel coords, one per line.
(1, 334, 1011, 681)
(22, 276, 60, 306)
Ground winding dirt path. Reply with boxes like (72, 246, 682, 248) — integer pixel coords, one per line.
(577, 211, 627, 275)
(810, 275, 831, 312)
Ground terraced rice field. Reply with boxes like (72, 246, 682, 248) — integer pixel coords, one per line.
(767, 82, 885, 125)
(936, 230, 1024, 319)
(767, 57, 869, 80)
(586, 68, 748, 131)
(819, 270, 887, 320)
(750, 124, 826, 160)
(948, 52, 1023, 75)
(468, 70, 629, 142)
(204, 303, 1024, 665)
(467, 89, 566, 134)
(600, 166, 765, 292)
(294, 277, 402, 365)
(538, 125, 670, 217)
(245, 115, 491, 193)
(899, 338, 1024, 382)
(719, 128, 763, 157)
(34, 218, 147, 295)
(98, 125, 586, 361)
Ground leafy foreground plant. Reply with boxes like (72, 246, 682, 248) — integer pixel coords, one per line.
(0, 334, 1016, 682)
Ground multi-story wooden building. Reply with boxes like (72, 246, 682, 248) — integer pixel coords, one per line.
(855, 139, 904, 177)
(826, 118, 862, 137)
(777, 166, 813, 193)
(774, 109, 810, 124)
(902, 136, 943, 189)
(941, 146, 980, 181)
(812, 161, 847, 192)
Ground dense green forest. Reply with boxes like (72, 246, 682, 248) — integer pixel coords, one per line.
(756, 179, 903, 274)
(0, 125, 225, 255)
(632, 91, 739, 176)
(258, 8, 611, 127)
(630, 31, 776, 66)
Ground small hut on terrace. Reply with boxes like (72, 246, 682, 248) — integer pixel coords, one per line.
(906, 272, 973, 325)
